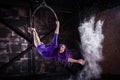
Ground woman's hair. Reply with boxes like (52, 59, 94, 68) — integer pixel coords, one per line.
(54, 44, 71, 65)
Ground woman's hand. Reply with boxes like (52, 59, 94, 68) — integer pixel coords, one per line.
(68, 58, 85, 65)
(55, 20, 60, 34)
(77, 59, 85, 65)
(56, 20, 60, 27)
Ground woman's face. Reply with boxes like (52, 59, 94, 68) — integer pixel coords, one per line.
(59, 44, 66, 53)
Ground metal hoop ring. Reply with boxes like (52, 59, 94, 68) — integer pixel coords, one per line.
(32, 1, 58, 21)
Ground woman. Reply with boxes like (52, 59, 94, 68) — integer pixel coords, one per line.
(28, 21, 85, 65)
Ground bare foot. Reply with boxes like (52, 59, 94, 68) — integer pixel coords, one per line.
(28, 28, 36, 34)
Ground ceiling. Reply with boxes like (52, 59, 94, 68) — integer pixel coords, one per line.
(0, 0, 119, 12)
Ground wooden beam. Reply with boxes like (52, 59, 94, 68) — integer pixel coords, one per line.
(0, 46, 32, 73)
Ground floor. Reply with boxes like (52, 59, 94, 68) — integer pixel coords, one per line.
(0, 73, 120, 80)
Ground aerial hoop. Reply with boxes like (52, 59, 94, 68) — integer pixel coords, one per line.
(32, 0, 58, 21)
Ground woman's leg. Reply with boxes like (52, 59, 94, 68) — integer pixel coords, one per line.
(28, 28, 43, 47)
(33, 28, 43, 47)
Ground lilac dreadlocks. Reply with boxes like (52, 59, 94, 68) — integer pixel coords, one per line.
(54, 44, 72, 66)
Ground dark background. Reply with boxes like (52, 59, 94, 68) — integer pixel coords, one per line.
(0, 0, 120, 80)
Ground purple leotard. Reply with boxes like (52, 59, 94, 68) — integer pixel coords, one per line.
(37, 33, 58, 58)
(36, 34, 72, 65)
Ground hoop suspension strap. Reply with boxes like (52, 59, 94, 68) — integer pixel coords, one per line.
(32, 1, 58, 21)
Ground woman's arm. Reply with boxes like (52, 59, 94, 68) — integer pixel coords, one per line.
(51, 20, 60, 48)
(68, 58, 85, 65)
(54, 20, 60, 34)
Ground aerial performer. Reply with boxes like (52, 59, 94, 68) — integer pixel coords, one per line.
(28, 20, 85, 66)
